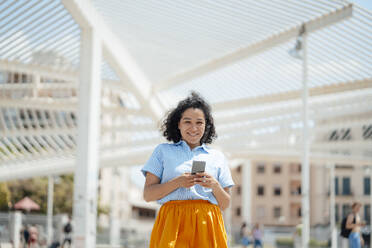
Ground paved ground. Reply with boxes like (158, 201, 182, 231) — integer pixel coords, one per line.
(231, 244, 274, 248)
(1, 242, 276, 248)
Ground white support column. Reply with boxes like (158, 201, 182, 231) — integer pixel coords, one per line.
(110, 168, 120, 247)
(329, 164, 337, 248)
(47, 175, 54, 246)
(242, 161, 252, 226)
(301, 29, 310, 248)
(72, 26, 102, 248)
(9, 211, 22, 248)
(33, 73, 40, 98)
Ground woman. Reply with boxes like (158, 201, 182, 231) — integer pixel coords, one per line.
(239, 222, 251, 248)
(142, 92, 234, 248)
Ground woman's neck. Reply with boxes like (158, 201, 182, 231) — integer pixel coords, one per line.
(184, 140, 200, 150)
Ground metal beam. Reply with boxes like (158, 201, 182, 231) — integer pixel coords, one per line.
(213, 78, 372, 111)
(0, 98, 142, 115)
(0, 61, 129, 92)
(229, 150, 372, 166)
(0, 60, 77, 82)
(215, 91, 372, 125)
(62, 0, 164, 121)
(73, 26, 102, 248)
(0, 148, 152, 181)
(154, 4, 353, 91)
(2, 140, 371, 182)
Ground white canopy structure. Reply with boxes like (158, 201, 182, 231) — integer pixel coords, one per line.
(1, 0, 371, 247)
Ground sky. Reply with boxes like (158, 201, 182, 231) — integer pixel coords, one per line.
(349, 0, 372, 10)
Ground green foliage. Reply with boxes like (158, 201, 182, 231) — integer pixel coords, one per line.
(276, 237, 294, 246)
(0, 182, 11, 211)
(275, 237, 329, 248)
(7, 175, 74, 214)
(6, 173, 109, 216)
(98, 203, 110, 216)
(309, 239, 329, 247)
(53, 174, 74, 215)
(8, 177, 48, 212)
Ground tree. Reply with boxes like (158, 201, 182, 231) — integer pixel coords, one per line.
(53, 174, 74, 215)
(7, 173, 108, 216)
(0, 182, 10, 211)
(8, 177, 49, 213)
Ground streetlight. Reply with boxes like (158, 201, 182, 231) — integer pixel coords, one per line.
(288, 23, 311, 248)
(47, 175, 61, 246)
(288, 25, 305, 60)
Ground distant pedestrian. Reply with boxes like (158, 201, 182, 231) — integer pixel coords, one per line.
(62, 216, 72, 248)
(28, 225, 39, 248)
(346, 202, 365, 248)
(252, 223, 263, 248)
(240, 222, 251, 248)
(22, 225, 30, 248)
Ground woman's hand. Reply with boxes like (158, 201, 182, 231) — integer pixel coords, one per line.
(194, 172, 219, 190)
(176, 173, 198, 188)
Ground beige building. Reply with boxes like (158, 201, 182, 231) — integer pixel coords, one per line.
(98, 167, 159, 238)
(230, 159, 371, 229)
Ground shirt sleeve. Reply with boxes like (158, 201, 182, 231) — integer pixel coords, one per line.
(217, 154, 235, 188)
(141, 145, 164, 179)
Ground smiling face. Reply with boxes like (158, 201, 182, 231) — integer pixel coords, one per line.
(178, 108, 206, 149)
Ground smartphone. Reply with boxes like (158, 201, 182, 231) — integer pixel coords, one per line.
(191, 161, 206, 175)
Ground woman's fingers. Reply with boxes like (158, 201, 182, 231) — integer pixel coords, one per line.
(196, 172, 212, 178)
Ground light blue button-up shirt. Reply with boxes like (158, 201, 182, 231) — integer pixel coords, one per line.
(141, 140, 234, 205)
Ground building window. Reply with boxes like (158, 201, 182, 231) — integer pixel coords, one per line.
(342, 204, 351, 219)
(257, 206, 265, 218)
(274, 207, 281, 218)
(237, 186, 241, 195)
(364, 177, 370, 195)
(273, 164, 282, 174)
(257, 163, 265, 174)
(290, 204, 301, 218)
(365, 205, 370, 224)
(237, 165, 242, 173)
(273, 185, 281, 196)
(335, 177, 339, 195)
(290, 180, 301, 195)
(132, 206, 156, 219)
(236, 207, 241, 217)
(335, 204, 339, 223)
(290, 163, 301, 173)
(257, 185, 265, 196)
(342, 177, 351, 195)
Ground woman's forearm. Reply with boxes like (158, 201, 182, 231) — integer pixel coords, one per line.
(212, 184, 230, 211)
(144, 178, 179, 202)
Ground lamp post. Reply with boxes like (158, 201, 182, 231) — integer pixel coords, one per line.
(328, 163, 337, 248)
(47, 175, 61, 245)
(289, 24, 310, 247)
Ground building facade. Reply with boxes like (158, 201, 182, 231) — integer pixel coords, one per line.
(230, 159, 371, 230)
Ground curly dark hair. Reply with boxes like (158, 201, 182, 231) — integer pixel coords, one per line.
(161, 92, 217, 144)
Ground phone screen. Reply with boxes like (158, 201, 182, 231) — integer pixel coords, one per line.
(191, 161, 206, 175)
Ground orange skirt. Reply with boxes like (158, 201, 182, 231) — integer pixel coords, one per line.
(149, 200, 228, 248)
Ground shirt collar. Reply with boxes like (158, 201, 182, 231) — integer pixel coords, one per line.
(174, 140, 210, 153)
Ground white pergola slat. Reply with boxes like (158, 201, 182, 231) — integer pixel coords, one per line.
(154, 3, 353, 91)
